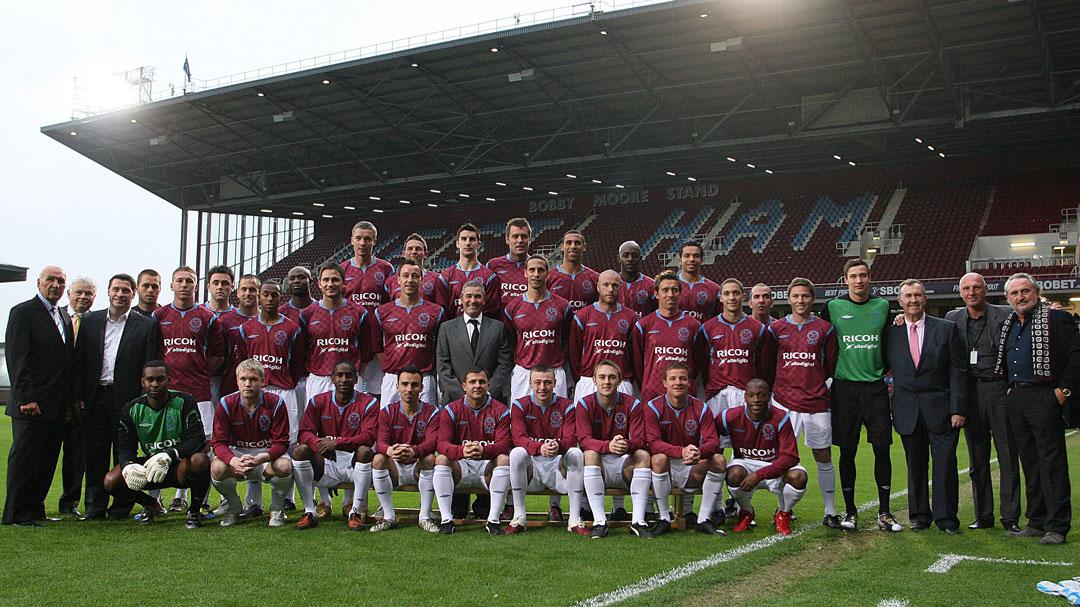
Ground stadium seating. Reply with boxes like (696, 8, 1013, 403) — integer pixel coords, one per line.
(983, 169, 1080, 236)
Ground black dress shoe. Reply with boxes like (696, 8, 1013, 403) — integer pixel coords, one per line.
(1002, 521, 1021, 533)
(967, 519, 994, 530)
(14, 520, 44, 527)
(59, 506, 82, 518)
(911, 521, 930, 531)
(36, 516, 62, 522)
(106, 512, 129, 521)
(79, 512, 107, 521)
(942, 527, 963, 535)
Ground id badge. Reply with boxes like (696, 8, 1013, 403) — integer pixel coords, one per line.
(970, 349, 979, 365)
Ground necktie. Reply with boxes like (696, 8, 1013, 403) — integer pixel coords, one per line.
(469, 319, 480, 354)
(72, 312, 81, 344)
(50, 306, 65, 340)
(909, 322, 920, 368)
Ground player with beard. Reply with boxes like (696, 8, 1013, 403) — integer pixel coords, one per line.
(618, 241, 654, 318)
(487, 217, 532, 308)
(677, 241, 720, 322)
(570, 270, 638, 399)
(548, 230, 599, 313)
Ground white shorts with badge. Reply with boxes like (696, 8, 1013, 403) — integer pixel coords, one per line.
(380, 372, 438, 408)
(511, 365, 568, 403)
(393, 461, 420, 488)
(197, 400, 214, 439)
(265, 385, 299, 444)
(667, 458, 699, 492)
(228, 447, 280, 480)
(573, 376, 637, 402)
(729, 458, 807, 495)
(706, 387, 746, 449)
(361, 356, 384, 395)
(601, 453, 631, 489)
(457, 458, 493, 491)
(305, 374, 334, 401)
(314, 450, 356, 488)
(526, 454, 567, 493)
(772, 399, 832, 449)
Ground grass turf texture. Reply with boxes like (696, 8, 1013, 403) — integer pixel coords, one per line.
(0, 424, 1078, 607)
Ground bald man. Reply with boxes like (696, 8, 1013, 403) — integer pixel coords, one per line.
(618, 241, 654, 318)
(570, 269, 639, 399)
(4, 266, 77, 526)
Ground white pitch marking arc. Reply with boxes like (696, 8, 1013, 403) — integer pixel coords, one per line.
(925, 553, 1074, 574)
(876, 599, 910, 607)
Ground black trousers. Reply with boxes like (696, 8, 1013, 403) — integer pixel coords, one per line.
(1007, 384, 1072, 535)
(59, 414, 84, 510)
(81, 385, 131, 517)
(966, 379, 1021, 525)
(3, 418, 64, 524)
(900, 410, 960, 530)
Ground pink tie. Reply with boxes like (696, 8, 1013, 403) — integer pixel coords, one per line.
(909, 322, 920, 368)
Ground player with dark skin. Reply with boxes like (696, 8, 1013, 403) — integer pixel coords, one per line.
(726, 379, 808, 493)
(292, 362, 374, 482)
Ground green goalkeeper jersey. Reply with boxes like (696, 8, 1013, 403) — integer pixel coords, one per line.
(118, 390, 205, 464)
(820, 294, 890, 382)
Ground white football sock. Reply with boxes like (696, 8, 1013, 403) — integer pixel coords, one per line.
(629, 468, 651, 526)
(652, 472, 672, 521)
(487, 466, 510, 524)
(175, 487, 188, 501)
(292, 460, 317, 514)
(698, 471, 725, 518)
(563, 448, 584, 523)
(269, 473, 292, 512)
(351, 463, 372, 514)
(318, 487, 331, 506)
(583, 466, 607, 526)
(148, 488, 161, 501)
(817, 461, 836, 516)
(372, 468, 396, 521)
(418, 469, 435, 521)
(782, 483, 807, 512)
(245, 480, 264, 509)
(549, 495, 562, 509)
(433, 465, 455, 524)
(683, 493, 696, 515)
(612, 494, 627, 513)
(509, 447, 530, 520)
(729, 486, 753, 512)
(212, 476, 240, 509)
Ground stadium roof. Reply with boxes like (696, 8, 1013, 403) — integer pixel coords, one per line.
(42, 0, 1080, 218)
(0, 263, 28, 283)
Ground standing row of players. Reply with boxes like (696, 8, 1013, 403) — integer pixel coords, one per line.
(127, 217, 892, 532)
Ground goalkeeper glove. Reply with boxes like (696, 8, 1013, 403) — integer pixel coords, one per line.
(122, 463, 148, 491)
(144, 452, 172, 484)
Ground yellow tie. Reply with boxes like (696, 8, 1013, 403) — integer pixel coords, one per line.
(72, 312, 81, 344)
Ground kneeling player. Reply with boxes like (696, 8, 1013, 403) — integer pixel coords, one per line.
(506, 365, 578, 534)
(570, 359, 653, 538)
(721, 379, 807, 535)
(211, 359, 294, 527)
(433, 368, 512, 535)
(369, 365, 440, 533)
(645, 362, 727, 537)
(292, 360, 379, 530)
(105, 361, 211, 528)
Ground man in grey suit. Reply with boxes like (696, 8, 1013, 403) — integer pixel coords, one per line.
(944, 272, 1021, 532)
(436, 280, 512, 405)
(885, 279, 968, 534)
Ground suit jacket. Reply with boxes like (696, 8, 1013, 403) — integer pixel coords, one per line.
(944, 304, 1011, 349)
(5, 296, 75, 421)
(885, 315, 969, 435)
(436, 314, 512, 405)
(74, 309, 160, 409)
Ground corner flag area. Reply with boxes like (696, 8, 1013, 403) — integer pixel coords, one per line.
(1, 426, 1077, 606)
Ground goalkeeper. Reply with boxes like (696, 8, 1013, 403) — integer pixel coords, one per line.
(103, 360, 211, 529)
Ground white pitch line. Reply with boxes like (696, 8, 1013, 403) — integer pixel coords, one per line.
(876, 599, 910, 607)
(575, 431, 1079, 606)
(925, 553, 1074, 574)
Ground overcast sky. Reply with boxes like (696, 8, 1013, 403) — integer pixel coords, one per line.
(0, 0, 631, 336)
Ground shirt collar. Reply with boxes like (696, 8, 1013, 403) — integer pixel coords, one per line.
(37, 293, 57, 313)
(463, 311, 482, 323)
(905, 315, 926, 330)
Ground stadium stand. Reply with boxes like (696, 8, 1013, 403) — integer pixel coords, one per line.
(983, 169, 1080, 237)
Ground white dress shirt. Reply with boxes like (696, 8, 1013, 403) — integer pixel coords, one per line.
(100, 311, 129, 385)
(463, 311, 482, 341)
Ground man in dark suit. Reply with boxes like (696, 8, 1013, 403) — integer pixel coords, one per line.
(944, 272, 1021, 532)
(75, 273, 160, 520)
(885, 279, 968, 534)
(435, 280, 512, 519)
(998, 273, 1080, 545)
(3, 265, 77, 526)
(56, 275, 96, 517)
(436, 280, 512, 404)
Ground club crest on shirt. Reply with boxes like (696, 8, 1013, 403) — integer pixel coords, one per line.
(636, 290, 649, 304)
(414, 419, 427, 437)
(188, 317, 203, 333)
(422, 281, 434, 295)
(582, 279, 594, 295)
(418, 312, 432, 328)
(677, 327, 691, 342)
(740, 328, 754, 344)
(545, 307, 558, 322)
(166, 413, 179, 433)
(614, 411, 627, 430)
(685, 417, 698, 436)
(696, 290, 709, 305)
(549, 409, 563, 428)
(348, 411, 362, 429)
(339, 314, 354, 332)
(762, 423, 775, 441)
(374, 271, 386, 287)
(483, 416, 496, 434)
(806, 330, 820, 345)
(274, 330, 288, 346)
(617, 319, 631, 335)
(258, 414, 272, 432)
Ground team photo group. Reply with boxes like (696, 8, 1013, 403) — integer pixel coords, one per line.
(4, 216, 1077, 547)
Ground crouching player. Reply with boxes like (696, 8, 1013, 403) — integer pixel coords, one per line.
(369, 365, 440, 533)
(433, 368, 512, 535)
(105, 360, 211, 528)
(721, 378, 807, 535)
(645, 362, 727, 537)
(506, 365, 579, 534)
(211, 359, 294, 527)
(568, 359, 653, 539)
(291, 360, 379, 530)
